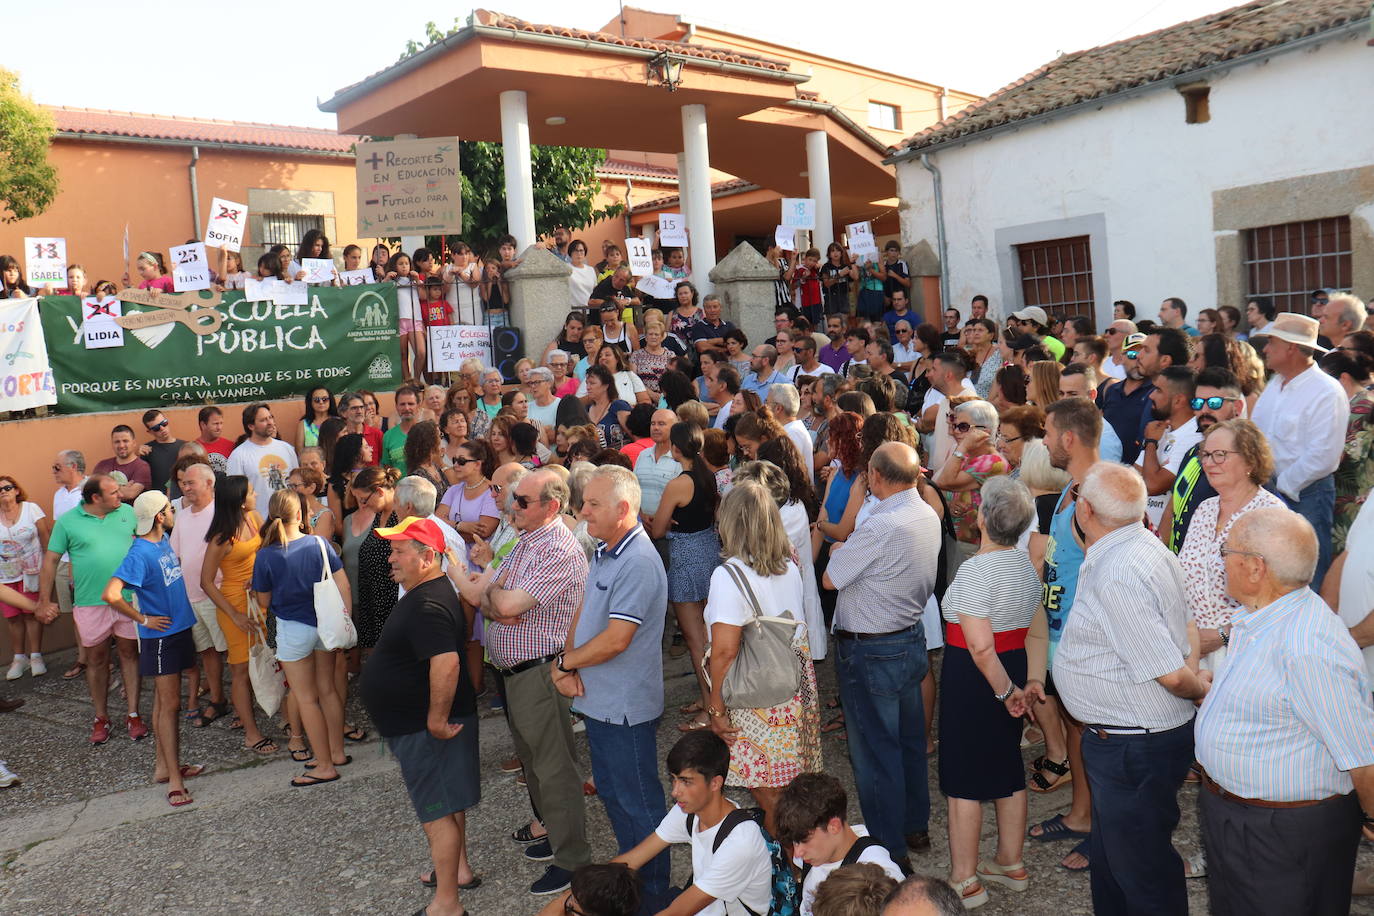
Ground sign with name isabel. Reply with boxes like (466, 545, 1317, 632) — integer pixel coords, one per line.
(356, 137, 462, 236)
(24, 237, 66, 286)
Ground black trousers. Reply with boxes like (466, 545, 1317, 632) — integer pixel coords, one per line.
(1200, 784, 1361, 916)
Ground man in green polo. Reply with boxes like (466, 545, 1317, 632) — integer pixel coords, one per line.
(382, 385, 422, 475)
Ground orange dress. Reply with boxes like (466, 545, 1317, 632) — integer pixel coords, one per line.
(215, 517, 261, 665)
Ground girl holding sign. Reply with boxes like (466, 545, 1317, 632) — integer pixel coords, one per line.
(290, 230, 331, 282)
(126, 252, 174, 293)
(444, 242, 482, 326)
(369, 244, 391, 282)
(221, 253, 247, 290)
(819, 243, 856, 317)
(386, 252, 425, 384)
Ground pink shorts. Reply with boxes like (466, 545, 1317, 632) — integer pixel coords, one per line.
(399, 318, 420, 335)
(0, 587, 36, 619)
(73, 604, 138, 646)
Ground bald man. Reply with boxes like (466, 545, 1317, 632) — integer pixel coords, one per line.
(633, 410, 681, 521)
(1196, 507, 1374, 916)
(1101, 318, 1137, 381)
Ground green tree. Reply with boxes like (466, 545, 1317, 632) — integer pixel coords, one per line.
(394, 19, 621, 254)
(0, 69, 59, 222)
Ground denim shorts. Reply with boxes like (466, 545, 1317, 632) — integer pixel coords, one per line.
(275, 617, 327, 663)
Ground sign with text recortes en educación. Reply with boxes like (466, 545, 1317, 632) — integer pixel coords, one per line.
(659, 213, 688, 246)
(24, 237, 66, 287)
(781, 198, 816, 231)
(40, 284, 401, 414)
(356, 137, 461, 236)
(170, 243, 213, 291)
(0, 298, 57, 411)
(428, 325, 491, 373)
(205, 198, 248, 252)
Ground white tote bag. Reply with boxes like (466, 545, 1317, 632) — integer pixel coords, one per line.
(245, 593, 286, 717)
(312, 536, 356, 651)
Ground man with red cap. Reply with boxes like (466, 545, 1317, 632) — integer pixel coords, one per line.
(359, 516, 479, 916)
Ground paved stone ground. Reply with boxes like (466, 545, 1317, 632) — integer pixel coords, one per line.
(1, 646, 1371, 915)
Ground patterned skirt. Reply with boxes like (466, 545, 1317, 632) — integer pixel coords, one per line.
(667, 527, 721, 603)
(726, 638, 823, 789)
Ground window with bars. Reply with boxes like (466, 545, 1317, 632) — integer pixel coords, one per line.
(1243, 216, 1352, 315)
(258, 213, 324, 253)
(1015, 235, 1095, 321)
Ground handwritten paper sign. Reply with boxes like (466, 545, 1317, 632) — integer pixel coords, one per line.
(170, 243, 213, 291)
(204, 198, 248, 252)
(24, 237, 67, 286)
(243, 277, 277, 303)
(846, 221, 878, 257)
(659, 213, 688, 246)
(781, 198, 816, 230)
(625, 237, 653, 276)
(302, 258, 336, 285)
(81, 296, 124, 349)
(636, 274, 675, 301)
(0, 298, 56, 412)
(774, 225, 797, 252)
(428, 324, 492, 372)
(356, 137, 462, 236)
(275, 281, 309, 306)
(339, 269, 373, 286)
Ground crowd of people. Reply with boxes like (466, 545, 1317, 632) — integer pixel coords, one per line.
(3, 235, 1374, 916)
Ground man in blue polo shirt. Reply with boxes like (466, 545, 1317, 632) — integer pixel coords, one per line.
(552, 465, 670, 904)
(741, 344, 788, 401)
(103, 491, 201, 807)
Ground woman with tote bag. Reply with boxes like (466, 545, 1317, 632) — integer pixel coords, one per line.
(251, 490, 353, 788)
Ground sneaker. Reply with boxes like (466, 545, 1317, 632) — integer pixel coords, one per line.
(530, 865, 573, 896)
(0, 760, 19, 788)
(90, 716, 112, 745)
(524, 838, 554, 862)
(500, 755, 523, 773)
(490, 694, 505, 712)
(127, 714, 149, 741)
(516, 768, 528, 787)
(28, 655, 46, 677)
(6, 656, 29, 680)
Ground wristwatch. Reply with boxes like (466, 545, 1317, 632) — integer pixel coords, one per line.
(555, 653, 576, 674)
(1219, 628, 1230, 648)
(1143, 438, 1160, 448)
(994, 683, 1016, 703)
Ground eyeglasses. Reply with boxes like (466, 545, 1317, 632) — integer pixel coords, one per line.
(897, 329, 911, 335)
(1220, 546, 1264, 561)
(998, 433, 1023, 444)
(1124, 349, 1140, 360)
(0, 485, 14, 493)
(491, 483, 504, 494)
(312, 396, 331, 403)
(1198, 449, 1235, 464)
(345, 404, 366, 412)
(513, 494, 547, 509)
(1190, 396, 1237, 411)
(146, 419, 169, 432)
(454, 457, 477, 466)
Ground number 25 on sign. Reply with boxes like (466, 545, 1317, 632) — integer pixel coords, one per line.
(170, 242, 213, 291)
(781, 199, 816, 231)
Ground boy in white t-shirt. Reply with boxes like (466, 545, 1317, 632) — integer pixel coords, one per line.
(538, 731, 773, 916)
(776, 774, 907, 916)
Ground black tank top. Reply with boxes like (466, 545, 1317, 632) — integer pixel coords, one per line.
(670, 470, 714, 534)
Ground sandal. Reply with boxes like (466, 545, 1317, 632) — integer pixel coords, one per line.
(290, 772, 341, 787)
(1029, 813, 1089, 843)
(511, 824, 546, 844)
(1058, 839, 1090, 872)
(156, 764, 206, 784)
(678, 701, 703, 717)
(63, 662, 87, 680)
(1028, 757, 1072, 793)
(289, 746, 312, 762)
(344, 725, 369, 743)
(243, 737, 278, 756)
(820, 714, 846, 733)
(977, 860, 1028, 891)
(166, 789, 194, 807)
(951, 875, 988, 909)
(228, 716, 243, 731)
(192, 700, 228, 729)
(421, 871, 483, 889)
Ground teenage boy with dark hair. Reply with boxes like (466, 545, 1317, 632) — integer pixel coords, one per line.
(566, 864, 642, 916)
(776, 773, 905, 916)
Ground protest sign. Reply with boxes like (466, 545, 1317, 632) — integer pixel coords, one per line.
(625, 238, 653, 276)
(301, 258, 336, 284)
(781, 198, 816, 230)
(846, 221, 877, 257)
(636, 274, 675, 301)
(243, 278, 278, 303)
(428, 325, 491, 372)
(24, 238, 66, 287)
(339, 269, 373, 286)
(659, 213, 688, 246)
(774, 225, 796, 251)
(204, 198, 248, 251)
(0, 298, 56, 412)
(170, 243, 213, 291)
(276, 281, 309, 305)
(40, 284, 401, 414)
(356, 137, 461, 236)
(81, 297, 124, 349)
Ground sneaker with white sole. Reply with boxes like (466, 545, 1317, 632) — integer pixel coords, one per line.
(6, 656, 28, 680)
(0, 760, 19, 788)
(28, 655, 46, 677)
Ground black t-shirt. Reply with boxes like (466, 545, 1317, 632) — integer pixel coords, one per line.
(145, 439, 186, 496)
(358, 575, 474, 737)
(941, 332, 962, 350)
(590, 277, 634, 306)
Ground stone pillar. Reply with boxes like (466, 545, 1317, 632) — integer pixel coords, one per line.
(709, 242, 779, 349)
(807, 131, 834, 252)
(681, 106, 717, 291)
(500, 90, 536, 249)
(507, 245, 572, 365)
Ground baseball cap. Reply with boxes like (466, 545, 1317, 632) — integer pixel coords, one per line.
(1011, 306, 1049, 326)
(133, 491, 171, 536)
(1123, 332, 1148, 351)
(374, 516, 447, 552)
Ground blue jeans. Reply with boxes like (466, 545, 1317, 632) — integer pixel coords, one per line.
(486, 309, 510, 329)
(1081, 722, 1194, 916)
(1279, 474, 1335, 588)
(833, 626, 928, 862)
(583, 716, 669, 897)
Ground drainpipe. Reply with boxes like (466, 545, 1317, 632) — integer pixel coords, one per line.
(625, 178, 634, 238)
(919, 152, 949, 310)
(188, 146, 202, 239)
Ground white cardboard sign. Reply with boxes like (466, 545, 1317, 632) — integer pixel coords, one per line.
(24, 237, 67, 286)
(274, 281, 309, 305)
(301, 258, 337, 284)
(781, 198, 816, 230)
(339, 269, 373, 286)
(636, 274, 675, 301)
(625, 237, 653, 276)
(243, 277, 279, 302)
(428, 324, 491, 372)
(846, 221, 878, 256)
(204, 198, 248, 252)
(658, 213, 688, 246)
(170, 242, 213, 291)
(774, 225, 796, 251)
(81, 296, 124, 349)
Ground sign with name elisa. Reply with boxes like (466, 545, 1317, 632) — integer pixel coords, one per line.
(356, 137, 462, 236)
(205, 198, 248, 251)
(170, 242, 213, 291)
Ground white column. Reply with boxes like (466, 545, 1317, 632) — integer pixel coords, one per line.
(500, 90, 536, 249)
(806, 130, 834, 253)
(680, 105, 717, 290)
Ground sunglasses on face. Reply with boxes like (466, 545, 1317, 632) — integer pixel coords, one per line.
(951, 422, 975, 434)
(1191, 396, 1236, 411)
(1104, 328, 1122, 336)
(513, 494, 545, 509)
(312, 395, 331, 403)
(454, 457, 477, 466)
(1124, 349, 1140, 360)
(0, 484, 14, 493)
(147, 419, 169, 432)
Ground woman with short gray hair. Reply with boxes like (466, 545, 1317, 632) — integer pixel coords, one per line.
(935, 475, 1041, 909)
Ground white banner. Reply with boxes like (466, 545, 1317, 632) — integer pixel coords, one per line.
(24, 237, 66, 287)
(658, 212, 688, 246)
(170, 242, 213, 291)
(428, 324, 491, 372)
(0, 298, 57, 411)
(204, 198, 248, 252)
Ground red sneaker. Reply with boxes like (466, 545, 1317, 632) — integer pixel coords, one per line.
(126, 714, 149, 741)
(90, 716, 111, 745)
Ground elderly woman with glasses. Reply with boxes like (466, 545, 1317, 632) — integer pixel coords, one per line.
(934, 399, 1011, 572)
(1177, 418, 1282, 671)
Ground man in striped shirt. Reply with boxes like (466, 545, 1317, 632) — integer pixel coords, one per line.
(1053, 463, 1210, 916)
(1196, 506, 1374, 916)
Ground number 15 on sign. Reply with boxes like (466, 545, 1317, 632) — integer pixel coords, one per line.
(781, 198, 816, 230)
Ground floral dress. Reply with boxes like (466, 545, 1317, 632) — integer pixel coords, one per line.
(946, 452, 1011, 545)
(1333, 387, 1374, 554)
(630, 347, 672, 393)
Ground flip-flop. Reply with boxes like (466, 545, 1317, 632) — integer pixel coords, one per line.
(679, 701, 703, 716)
(290, 772, 341, 787)
(677, 717, 710, 732)
(244, 737, 278, 756)
(156, 764, 206, 784)
(62, 662, 87, 680)
(1057, 839, 1090, 872)
(820, 715, 846, 733)
(1029, 814, 1090, 843)
(421, 871, 483, 889)
(166, 789, 194, 807)
(289, 746, 312, 762)
(192, 700, 228, 728)
(344, 726, 369, 743)
(306, 756, 352, 769)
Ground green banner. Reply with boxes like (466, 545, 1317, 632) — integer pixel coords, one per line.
(40, 284, 401, 414)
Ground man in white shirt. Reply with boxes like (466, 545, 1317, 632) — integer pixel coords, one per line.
(766, 384, 815, 484)
(791, 335, 835, 381)
(891, 321, 919, 373)
(1250, 313, 1348, 586)
(226, 403, 298, 516)
(166, 462, 227, 723)
(709, 367, 741, 431)
(50, 449, 89, 677)
(1136, 367, 1202, 528)
(1100, 319, 1137, 381)
(634, 410, 681, 520)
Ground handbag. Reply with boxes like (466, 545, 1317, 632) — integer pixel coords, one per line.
(312, 536, 356, 651)
(245, 593, 286, 717)
(704, 561, 802, 710)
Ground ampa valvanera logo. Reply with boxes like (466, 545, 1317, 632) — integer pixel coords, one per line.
(352, 291, 390, 329)
(367, 355, 394, 380)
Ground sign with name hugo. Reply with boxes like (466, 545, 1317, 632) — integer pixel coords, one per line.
(356, 137, 462, 236)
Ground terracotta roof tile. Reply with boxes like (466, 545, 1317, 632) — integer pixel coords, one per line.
(634, 178, 756, 211)
(599, 158, 680, 181)
(50, 107, 358, 154)
(899, 0, 1369, 152)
